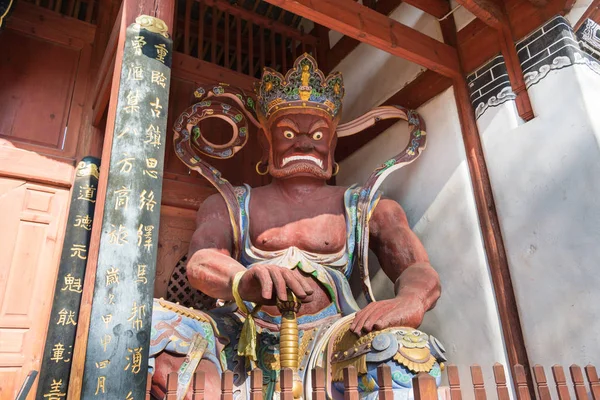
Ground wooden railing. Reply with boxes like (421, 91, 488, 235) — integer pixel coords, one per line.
(146, 363, 600, 400)
(22, 0, 98, 23)
(174, 0, 319, 77)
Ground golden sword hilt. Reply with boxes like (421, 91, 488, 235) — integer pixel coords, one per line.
(276, 289, 303, 398)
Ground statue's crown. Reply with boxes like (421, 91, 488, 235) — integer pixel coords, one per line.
(255, 54, 344, 122)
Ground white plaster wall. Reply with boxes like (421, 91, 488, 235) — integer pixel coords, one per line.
(330, 4, 442, 122)
(476, 64, 600, 367)
(338, 89, 510, 393)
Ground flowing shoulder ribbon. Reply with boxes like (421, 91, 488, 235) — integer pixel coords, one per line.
(173, 84, 260, 258)
(337, 105, 427, 303)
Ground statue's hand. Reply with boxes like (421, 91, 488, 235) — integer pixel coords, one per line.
(350, 295, 426, 335)
(236, 264, 314, 305)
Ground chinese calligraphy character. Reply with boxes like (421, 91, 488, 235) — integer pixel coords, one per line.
(43, 379, 66, 399)
(125, 391, 134, 400)
(128, 64, 144, 81)
(74, 214, 93, 230)
(114, 186, 131, 210)
(101, 334, 112, 352)
(139, 190, 156, 212)
(95, 360, 110, 369)
(143, 158, 158, 179)
(150, 97, 162, 118)
(143, 225, 154, 251)
(124, 347, 143, 374)
(151, 70, 167, 88)
(95, 376, 106, 395)
(70, 244, 87, 260)
(137, 225, 154, 250)
(106, 267, 120, 286)
(101, 314, 113, 327)
(117, 155, 135, 174)
(77, 185, 97, 203)
(144, 124, 161, 147)
(127, 301, 146, 330)
(108, 224, 128, 245)
(57, 308, 77, 326)
(106, 293, 115, 305)
(132, 35, 146, 55)
(155, 43, 168, 63)
(124, 90, 140, 114)
(50, 342, 65, 362)
(61, 273, 83, 293)
(136, 264, 148, 284)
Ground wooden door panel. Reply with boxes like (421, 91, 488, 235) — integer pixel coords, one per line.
(0, 30, 79, 152)
(0, 178, 69, 399)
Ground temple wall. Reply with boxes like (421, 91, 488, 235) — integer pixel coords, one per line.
(469, 17, 600, 367)
(336, 81, 509, 390)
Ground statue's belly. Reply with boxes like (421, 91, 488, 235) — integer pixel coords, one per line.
(259, 268, 333, 317)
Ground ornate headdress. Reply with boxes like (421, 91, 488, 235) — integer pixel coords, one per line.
(255, 54, 344, 123)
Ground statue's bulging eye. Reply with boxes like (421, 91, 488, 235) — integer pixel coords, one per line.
(284, 130, 295, 139)
(312, 131, 323, 140)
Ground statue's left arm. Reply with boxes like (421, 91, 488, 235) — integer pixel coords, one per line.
(349, 198, 441, 335)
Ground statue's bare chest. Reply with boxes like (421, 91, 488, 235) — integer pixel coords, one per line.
(248, 188, 348, 254)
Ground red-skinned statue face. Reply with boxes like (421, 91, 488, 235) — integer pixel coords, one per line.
(264, 109, 338, 180)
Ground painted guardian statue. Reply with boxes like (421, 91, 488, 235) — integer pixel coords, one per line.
(149, 54, 446, 399)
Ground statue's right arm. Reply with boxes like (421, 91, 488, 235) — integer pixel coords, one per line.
(186, 194, 313, 304)
(185, 193, 244, 301)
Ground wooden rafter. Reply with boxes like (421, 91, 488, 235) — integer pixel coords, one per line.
(262, 0, 461, 78)
(327, 0, 404, 70)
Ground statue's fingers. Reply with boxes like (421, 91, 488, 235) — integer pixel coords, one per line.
(361, 309, 387, 333)
(282, 270, 307, 299)
(297, 275, 314, 295)
(254, 268, 273, 300)
(269, 268, 288, 301)
(350, 306, 372, 334)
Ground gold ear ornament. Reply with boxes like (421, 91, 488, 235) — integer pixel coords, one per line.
(256, 161, 269, 176)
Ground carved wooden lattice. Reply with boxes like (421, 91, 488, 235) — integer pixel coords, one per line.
(166, 255, 217, 310)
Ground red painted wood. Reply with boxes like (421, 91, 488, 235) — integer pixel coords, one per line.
(553, 365, 572, 400)
(343, 366, 359, 400)
(470, 365, 487, 400)
(533, 365, 553, 400)
(448, 365, 463, 400)
(570, 365, 589, 400)
(586, 365, 600, 400)
(377, 365, 393, 400)
(513, 364, 532, 400)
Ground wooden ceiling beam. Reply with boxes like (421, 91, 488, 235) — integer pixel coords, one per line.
(402, 0, 451, 18)
(327, 0, 403, 70)
(262, 0, 461, 78)
(453, 0, 506, 29)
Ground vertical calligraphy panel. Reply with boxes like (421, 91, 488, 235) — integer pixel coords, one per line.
(36, 158, 100, 399)
(81, 16, 173, 400)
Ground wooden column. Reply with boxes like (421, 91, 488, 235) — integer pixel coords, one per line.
(442, 13, 535, 399)
(67, 0, 175, 398)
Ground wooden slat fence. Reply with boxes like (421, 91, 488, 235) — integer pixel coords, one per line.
(174, 0, 319, 77)
(149, 363, 600, 400)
